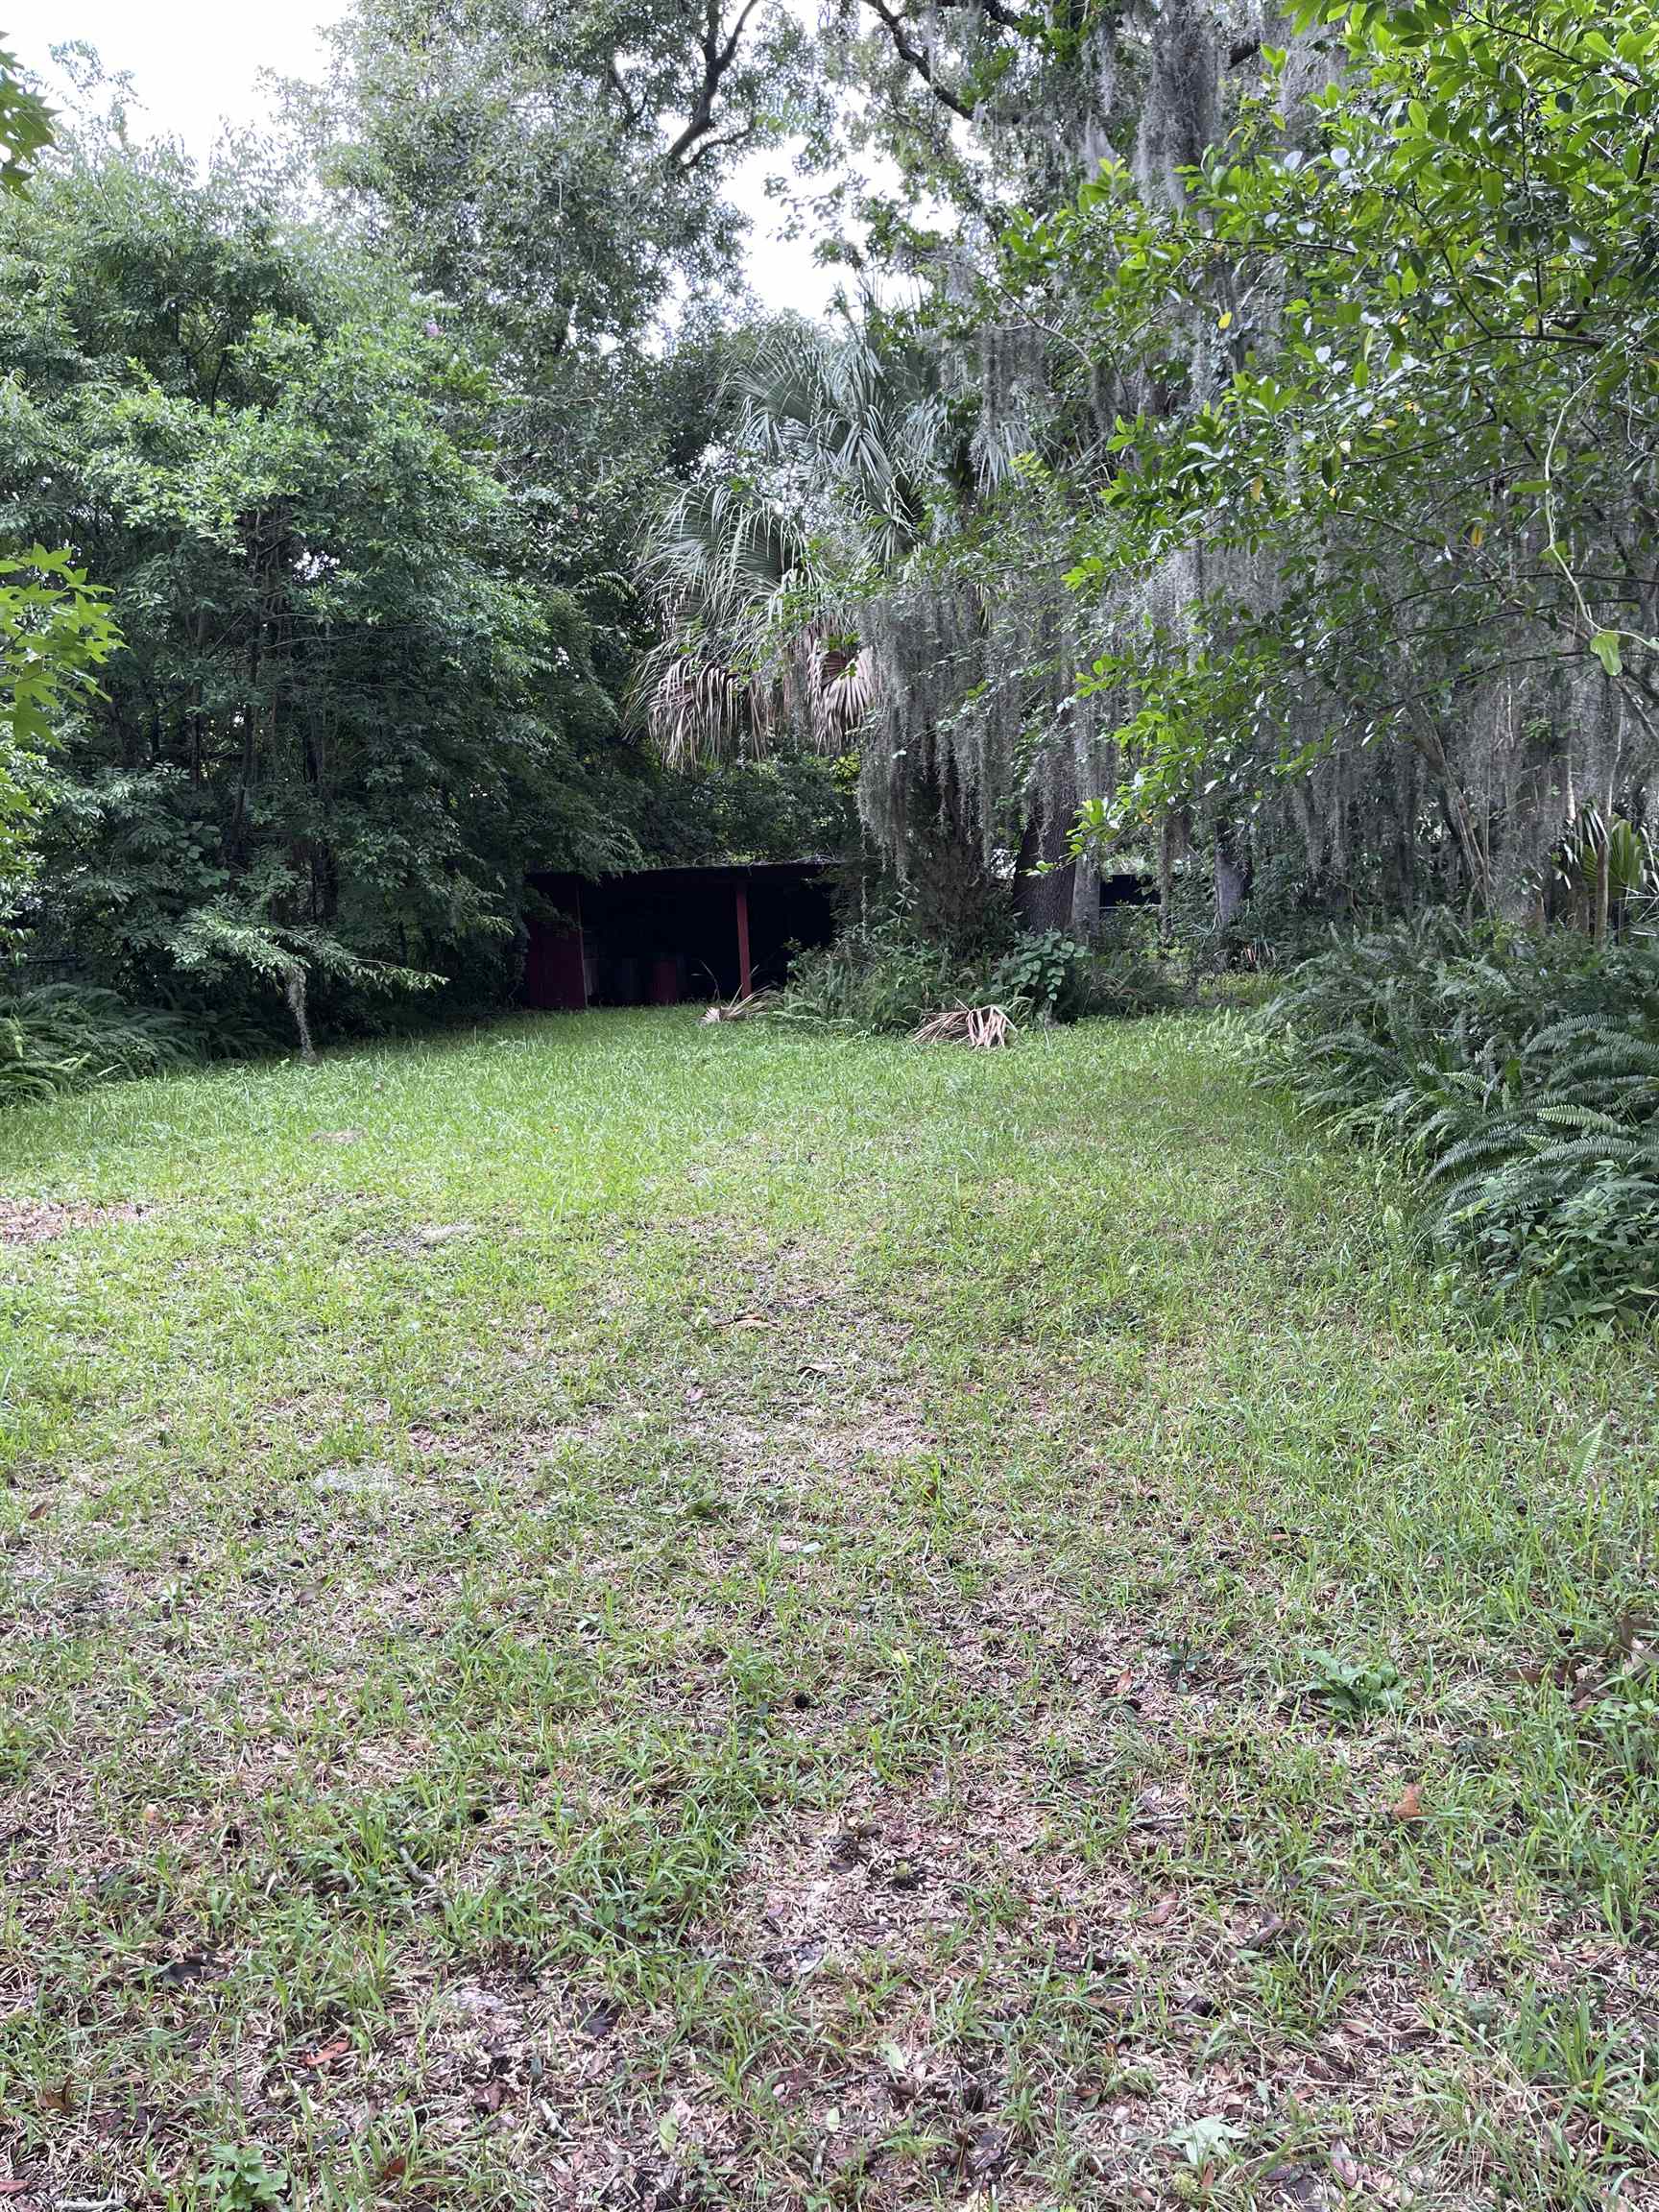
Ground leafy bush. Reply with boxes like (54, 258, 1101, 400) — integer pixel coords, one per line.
(1088, 950, 1183, 1018)
(775, 921, 1176, 1034)
(772, 920, 971, 1032)
(0, 984, 194, 1107)
(203, 2145, 287, 2212)
(1259, 916, 1659, 1319)
(1094, 892, 1256, 1009)
(1302, 1649, 1406, 1721)
(992, 928, 1093, 1022)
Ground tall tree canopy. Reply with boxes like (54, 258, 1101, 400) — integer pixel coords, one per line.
(646, 0, 1659, 935)
(1039, 0, 1659, 915)
(10, 0, 1657, 1049)
(0, 33, 51, 191)
(292, 0, 829, 619)
(303, 0, 828, 363)
(0, 132, 628, 1039)
(0, 39, 120, 925)
(284, 0, 853, 868)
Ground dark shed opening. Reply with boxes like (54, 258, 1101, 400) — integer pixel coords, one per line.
(522, 861, 837, 1011)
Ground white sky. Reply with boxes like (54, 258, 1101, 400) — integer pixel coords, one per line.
(8, 0, 838, 315)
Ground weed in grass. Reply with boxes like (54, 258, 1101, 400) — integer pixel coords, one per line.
(1300, 1650, 1407, 1722)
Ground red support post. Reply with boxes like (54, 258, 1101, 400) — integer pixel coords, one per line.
(734, 881, 752, 1000)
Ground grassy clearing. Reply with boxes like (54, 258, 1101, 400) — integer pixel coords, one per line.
(2, 1010, 1656, 2211)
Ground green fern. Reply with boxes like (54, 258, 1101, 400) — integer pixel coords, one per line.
(1257, 920, 1659, 1317)
(0, 986, 195, 1108)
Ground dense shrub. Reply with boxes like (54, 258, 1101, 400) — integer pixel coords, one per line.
(1259, 917, 1659, 1319)
(774, 920, 1178, 1032)
(771, 921, 974, 1032)
(0, 985, 194, 1107)
(991, 929, 1094, 1022)
(1086, 945, 1184, 1019)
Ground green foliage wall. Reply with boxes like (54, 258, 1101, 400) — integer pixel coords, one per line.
(0, 140, 637, 1037)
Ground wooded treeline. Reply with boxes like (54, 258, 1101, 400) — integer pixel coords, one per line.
(644, 0, 1659, 952)
(4, 0, 1658, 1049)
(0, 7, 848, 1044)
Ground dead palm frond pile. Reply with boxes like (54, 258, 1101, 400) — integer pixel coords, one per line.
(913, 1002, 1018, 1048)
(702, 990, 780, 1023)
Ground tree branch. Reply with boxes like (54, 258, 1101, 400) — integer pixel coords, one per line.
(684, 122, 764, 171)
(665, 0, 766, 167)
(858, 0, 974, 118)
(928, 0, 1028, 30)
(606, 60, 645, 132)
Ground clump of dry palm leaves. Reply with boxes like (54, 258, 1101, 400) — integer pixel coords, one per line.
(912, 1003, 1019, 1048)
(702, 990, 780, 1023)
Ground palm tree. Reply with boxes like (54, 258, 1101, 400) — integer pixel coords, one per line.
(637, 319, 960, 768)
(638, 312, 1101, 944)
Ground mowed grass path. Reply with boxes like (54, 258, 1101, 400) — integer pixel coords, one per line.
(2, 1012, 1656, 2211)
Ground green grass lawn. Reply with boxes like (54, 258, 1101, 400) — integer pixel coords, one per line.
(3, 1010, 1656, 2211)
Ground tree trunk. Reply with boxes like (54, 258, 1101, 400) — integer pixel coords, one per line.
(1015, 746, 1081, 937)
(1158, 809, 1183, 942)
(1014, 810, 1077, 935)
(1214, 823, 1251, 931)
(285, 969, 317, 1065)
(1070, 852, 1100, 941)
(1408, 711, 1493, 912)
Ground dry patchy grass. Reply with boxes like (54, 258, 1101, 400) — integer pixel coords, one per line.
(1, 1010, 1656, 2210)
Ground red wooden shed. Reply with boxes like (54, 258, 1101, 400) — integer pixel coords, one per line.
(521, 861, 836, 1011)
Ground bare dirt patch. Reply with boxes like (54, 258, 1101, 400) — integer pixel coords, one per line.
(0, 1197, 143, 1245)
